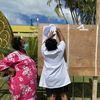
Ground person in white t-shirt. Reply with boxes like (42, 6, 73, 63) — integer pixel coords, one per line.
(39, 28, 71, 100)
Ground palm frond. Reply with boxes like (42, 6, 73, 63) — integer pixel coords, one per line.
(55, 4, 63, 17)
(26, 36, 38, 61)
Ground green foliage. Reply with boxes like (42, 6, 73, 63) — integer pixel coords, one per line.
(26, 36, 38, 62)
(47, 0, 96, 24)
(0, 36, 38, 63)
(0, 48, 14, 57)
(76, 0, 96, 24)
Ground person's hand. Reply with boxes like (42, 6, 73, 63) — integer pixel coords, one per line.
(1, 68, 16, 77)
(48, 31, 53, 38)
(7, 68, 16, 77)
(48, 31, 55, 39)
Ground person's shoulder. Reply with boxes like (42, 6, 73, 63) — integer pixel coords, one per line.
(58, 41, 66, 51)
(8, 51, 19, 57)
(11, 51, 19, 55)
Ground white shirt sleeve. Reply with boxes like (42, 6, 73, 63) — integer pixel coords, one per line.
(58, 41, 66, 52)
(41, 43, 46, 55)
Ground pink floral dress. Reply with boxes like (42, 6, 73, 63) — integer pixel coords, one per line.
(0, 51, 37, 100)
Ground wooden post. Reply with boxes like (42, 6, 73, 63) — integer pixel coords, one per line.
(92, 77, 98, 100)
(92, 15, 100, 100)
(96, 0, 100, 24)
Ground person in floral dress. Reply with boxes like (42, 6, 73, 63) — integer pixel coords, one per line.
(0, 37, 37, 100)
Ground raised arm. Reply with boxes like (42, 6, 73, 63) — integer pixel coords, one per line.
(56, 28, 67, 62)
(56, 28, 65, 42)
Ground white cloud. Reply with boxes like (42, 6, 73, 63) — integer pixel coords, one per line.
(12, 17, 27, 25)
(0, 0, 58, 18)
(0, 0, 71, 25)
(2, 11, 27, 25)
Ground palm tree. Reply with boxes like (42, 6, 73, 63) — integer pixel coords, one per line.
(47, 0, 96, 24)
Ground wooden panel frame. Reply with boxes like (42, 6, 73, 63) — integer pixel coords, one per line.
(38, 24, 100, 76)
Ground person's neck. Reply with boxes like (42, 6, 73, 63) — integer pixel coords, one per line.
(19, 49, 26, 54)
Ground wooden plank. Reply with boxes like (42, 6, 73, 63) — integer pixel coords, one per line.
(92, 77, 98, 100)
(97, 26, 100, 76)
(69, 25, 96, 76)
(38, 24, 97, 76)
(69, 67, 95, 76)
(96, 0, 100, 24)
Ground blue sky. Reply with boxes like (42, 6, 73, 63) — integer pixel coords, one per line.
(0, 0, 68, 25)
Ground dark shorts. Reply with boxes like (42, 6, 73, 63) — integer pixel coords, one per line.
(46, 85, 69, 97)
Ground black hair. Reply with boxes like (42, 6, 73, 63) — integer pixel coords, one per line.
(45, 38, 57, 51)
(11, 37, 22, 50)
